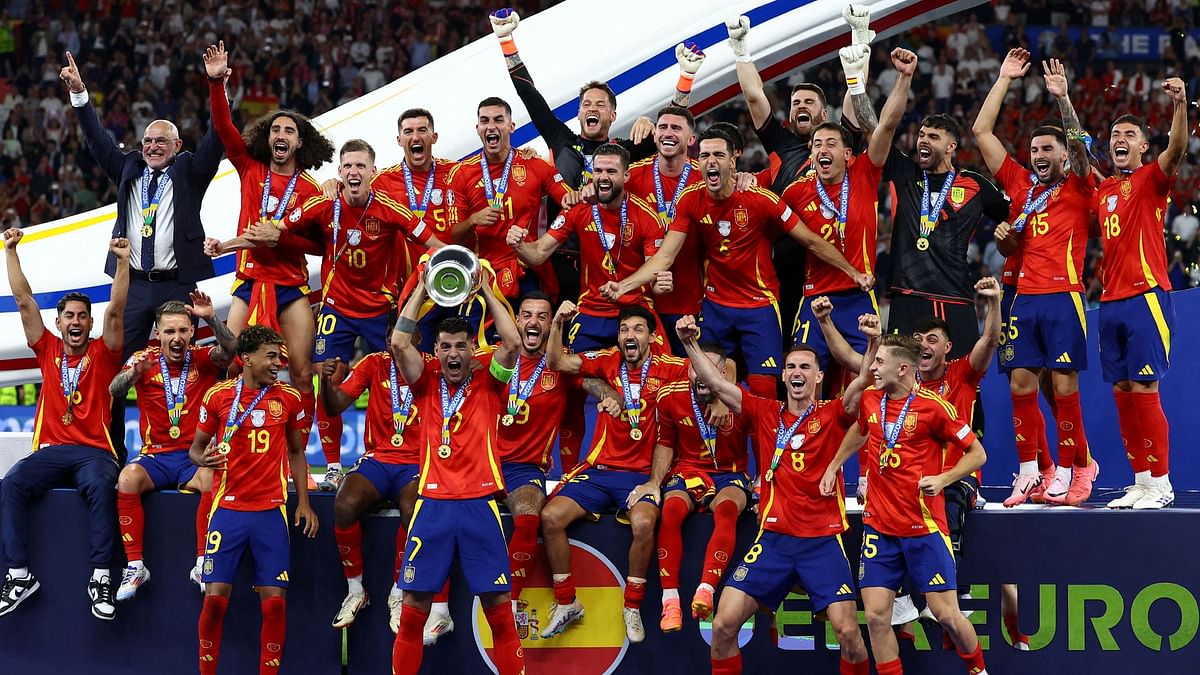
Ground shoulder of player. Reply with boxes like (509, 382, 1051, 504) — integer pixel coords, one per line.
(516, 147, 550, 164)
(915, 387, 958, 415)
(582, 346, 620, 362)
(372, 190, 415, 217)
(299, 171, 324, 190)
(655, 381, 690, 400)
(677, 181, 706, 202)
(627, 157, 655, 172)
(202, 378, 239, 402)
(447, 155, 481, 179)
(301, 193, 332, 210)
(273, 382, 304, 403)
(627, 194, 660, 221)
(653, 353, 688, 368)
(747, 185, 782, 203)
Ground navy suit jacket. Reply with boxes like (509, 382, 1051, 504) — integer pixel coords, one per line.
(75, 100, 223, 283)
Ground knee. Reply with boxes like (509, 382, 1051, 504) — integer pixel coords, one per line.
(80, 475, 115, 501)
(333, 496, 364, 529)
(711, 613, 738, 645)
(864, 606, 891, 631)
(930, 604, 960, 628)
(540, 507, 566, 534)
(116, 468, 145, 494)
(629, 513, 656, 541)
(834, 621, 864, 647)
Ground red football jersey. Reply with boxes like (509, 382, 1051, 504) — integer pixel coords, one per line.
(447, 149, 572, 297)
(477, 349, 580, 470)
(128, 345, 223, 453)
(373, 158, 457, 293)
(209, 82, 324, 288)
(671, 184, 801, 308)
(782, 158, 882, 295)
(575, 349, 690, 472)
(626, 157, 704, 315)
(1097, 162, 1173, 301)
(339, 351, 437, 465)
(547, 196, 660, 316)
(199, 379, 308, 511)
(741, 394, 855, 538)
(30, 332, 122, 454)
(656, 383, 752, 475)
(299, 190, 430, 318)
(1000, 250, 1022, 288)
(917, 358, 984, 476)
(994, 156, 1096, 294)
(857, 387, 976, 537)
(409, 358, 507, 499)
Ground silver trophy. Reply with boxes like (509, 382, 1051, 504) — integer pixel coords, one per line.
(424, 245, 481, 307)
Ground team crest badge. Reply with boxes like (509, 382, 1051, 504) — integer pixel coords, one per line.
(347, 229, 363, 246)
(269, 400, 283, 419)
(251, 410, 267, 428)
(204, 558, 214, 575)
(501, 267, 514, 287)
(1049, 185, 1062, 202)
(512, 165, 527, 185)
(365, 218, 381, 236)
(789, 434, 804, 449)
(808, 418, 822, 434)
(315, 338, 326, 355)
(645, 377, 661, 394)
(858, 561, 865, 581)
(951, 186, 965, 205)
(1107, 195, 1118, 213)
(540, 371, 558, 390)
(288, 207, 302, 223)
(733, 565, 748, 582)
(903, 413, 918, 434)
(550, 215, 566, 230)
(446, 190, 456, 206)
(431, 188, 444, 206)
(734, 208, 749, 228)
(1003, 345, 1014, 362)
(1120, 180, 1132, 198)
(403, 565, 416, 584)
(717, 220, 732, 237)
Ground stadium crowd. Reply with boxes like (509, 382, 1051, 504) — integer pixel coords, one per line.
(0, 2, 1190, 675)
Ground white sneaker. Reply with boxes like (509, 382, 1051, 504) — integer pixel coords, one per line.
(0, 572, 40, 617)
(1133, 479, 1175, 510)
(88, 576, 116, 620)
(891, 594, 919, 624)
(540, 599, 585, 638)
(115, 564, 150, 602)
(318, 469, 345, 492)
(422, 610, 454, 645)
(1106, 483, 1148, 509)
(388, 593, 403, 634)
(332, 590, 369, 628)
(623, 606, 645, 643)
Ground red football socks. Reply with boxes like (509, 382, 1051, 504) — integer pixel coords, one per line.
(317, 406, 343, 468)
(116, 491, 143, 562)
(747, 374, 777, 400)
(840, 656, 869, 675)
(553, 574, 576, 605)
(334, 523, 364, 579)
(657, 497, 690, 590)
(195, 489, 214, 557)
(958, 642, 987, 674)
(700, 500, 739, 588)
(198, 594, 229, 675)
(260, 596, 286, 675)
(624, 578, 647, 609)
(392, 604, 429, 675)
(1010, 392, 1044, 464)
(508, 514, 540, 599)
(712, 653, 742, 674)
(483, 602, 525, 675)
(1132, 391, 1170, 476)
(1053, 392, 1089, 468)
(876, 658, 904, 675)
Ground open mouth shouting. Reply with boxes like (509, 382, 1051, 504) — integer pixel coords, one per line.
(484, 130, 502, 152)
(444, 355, 465, 379)
(66, 325, 85, 345)
(704, 165, 721, 189)
(584, 113, 601, 134)
(272, 140, 290, 163)
(816, 154, 834, 171)
(522, 324, 543, 351)
(920, 348, 934, 370)
(1033, 158, 1053, 181)
(1112, 143, 1130, 164)
(407, 140, 426, 161)
(793, 111, 812, 130)
(622, 338, 640, 361)
(167, 338, 187, 360)
(596, 177, 616, 202)
(787, 376, 807, 397)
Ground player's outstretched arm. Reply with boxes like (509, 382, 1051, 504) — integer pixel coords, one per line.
(813, 296, 865, 372)
(317, 357, 357, 416)
(507, 224, 561, 267)
(204, 41, 249, 163)
(547, 301, 584, 374)
(840, 44, 877, 136)
(602, 230, 686, 302)
(973, 48, 1029, 175)
(727, 16, 772, 129)
(4, 229, 45, 346)
(1043, 59, 1089, 178)
(479, 269, 519, 370)
(677, 315, 745, 413)
(868, 48, 917, 166)
(968, 277, 1003, 374)
(110, 351, 152, 397)
(841, 313, 881, 417)
(390, 274, 430, 385)
(103, 238, 131, 353)
(840, 3, 876, 133)
(186, 290, 238, 369)
(673, 42, 705, 108)
(820, 424, 867, 497)
(490, 9, 578, 154)
(1160, 78, 1189, 177)
(287, 428, 319, 537)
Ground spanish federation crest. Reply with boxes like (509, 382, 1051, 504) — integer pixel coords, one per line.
(364, 218, 381, 236)
(431, 188, 444, 206)
(403, 565, 416, 584)
(808, 418, 822, 434)
(512, 165, 527, 184)
(540, 371, 558, 390)
(268, 399, 283, 419)
(251, 409, 267, 428)
(717, 220, 732, 237)
(734, 208, 749, 228)
(347, 229, 363, 246)
(903, 413, 918, 434)
(315, 338, 326, 355)
(951, 186, 966, 205)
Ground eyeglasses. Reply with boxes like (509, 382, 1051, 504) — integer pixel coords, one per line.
(141, 137, 177, 147)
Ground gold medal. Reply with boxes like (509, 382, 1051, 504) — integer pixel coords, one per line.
(602, 256, 616, 274)
(629, 427, 643, 441)
(437, 444, 452, 459)
(764, 469, 775, 483)
(141, 224, 154, 238)
(216, 442, 232, 455)
(169, 425, 181, 439)
(62, 411, 73, 425)
(916, 237, 930, 251)
(391, 433, 404, 447)
(501, 413, 515, 427)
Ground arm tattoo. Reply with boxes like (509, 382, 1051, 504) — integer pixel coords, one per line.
(505, 53, 523, 70)
(851, 91, 879, 135)
(582, 377, 619, 401)
(1057, 96, 1089, 176)
(109, 368, 137, 397)
(672, 90, 691, 108)
(207, 314, 238, 362)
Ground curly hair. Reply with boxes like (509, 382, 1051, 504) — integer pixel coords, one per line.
(243, 110, 334, 171)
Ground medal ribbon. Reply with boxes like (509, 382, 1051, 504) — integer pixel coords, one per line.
(479, 149, 514, 210)
(915, 370, 947, 397)
(260, 170, 300, 224)
(814, 171, 850, 247)
(401, 161, 436, 219)
(652, 158, 692, 225)
(321, 191, 375, 307)
(768, 403, 815, 476)
(507, 352, 547, 417)
(590, 198, 627, 275)
(689, 389, 719, 470)
(619, 355, 653, 435)
(221, 378, 270, 447)
(388, 360, 415, 436)
(438, 372, 473, 448)
(879, 388, 917, 471)
(919, 170, 955, 239)
(158, 348, 191, 427)
(60, 348, 87, 414)
(1011, 177, 1063, 233)
(140, 167, 171, 226)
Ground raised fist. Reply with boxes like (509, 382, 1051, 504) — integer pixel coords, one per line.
(675, 315, 701, 344)
(839, 44, 871, 79)
(843, 4, 876, 45)
(505, 224, 528, 248)
(811, 296, 833, 320)
(726, 16, 750, 58)
(974, 276, 1001, 298)
(490, 8, 520, 39)
(891, 48, 918, 77)
(676, 42, 705, 76)
(3, 227, 23, 249)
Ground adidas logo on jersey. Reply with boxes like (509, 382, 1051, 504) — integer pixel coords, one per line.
(275, 571, 289, 582)
(836, 584, 853, 596)
(494, 574, 508, 585)
(1139, 365, 1155, 376)
(264, 659, 281, 668)
(1060, 438, 1076, 446)
(761, 356, 777, 368)
(929, 573, 947, 586)
(1055, 352, 1072, 364)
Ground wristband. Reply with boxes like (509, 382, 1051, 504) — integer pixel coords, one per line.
(489, 355, 516, 382)
(395, 316, 418, 335)
(735, 53, 753, 63)
(675, 73, 695, 94)
(499, 37, 518, 56)
(845, 75, 865, 95)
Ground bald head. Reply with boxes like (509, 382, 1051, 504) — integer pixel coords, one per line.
(142, 119, 182, 170)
